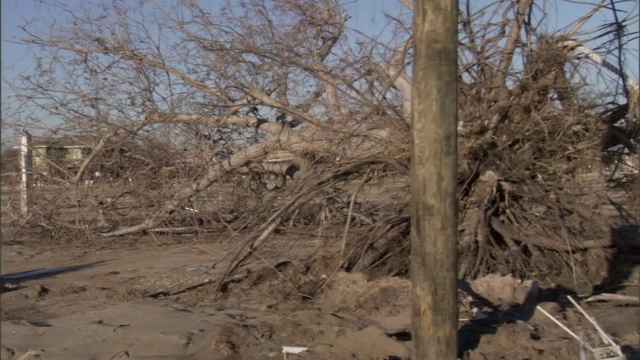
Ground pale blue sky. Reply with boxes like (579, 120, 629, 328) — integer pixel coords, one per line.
(1, 0, 638, 143)
(0, 0, 402, 140)
(3, 0, 636, 74)
(0, 0, 396, 79)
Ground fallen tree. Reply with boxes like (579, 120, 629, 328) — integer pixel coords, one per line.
(4, 0, 638, 282)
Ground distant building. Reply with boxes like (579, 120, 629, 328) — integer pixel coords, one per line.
(14, 135, 130, 179)
(30, 135, 96, 173)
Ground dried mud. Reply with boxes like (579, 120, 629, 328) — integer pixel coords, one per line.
(1, 233, 638, 360)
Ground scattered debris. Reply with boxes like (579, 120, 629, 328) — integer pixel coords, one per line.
(108, 350, 130, 359)
(93, 271, 120, 278)
(28, 284, 50, 299)
(469, 274, 533, 310)
(186, 265, 209, 272)
(113, 324, 131, 332)
(0, 282, 20, 293)
(282, 346, 308, 359)
(537, 296, 626, 360)
(15, 349, 42, 360)
(584, 293, 640, 305)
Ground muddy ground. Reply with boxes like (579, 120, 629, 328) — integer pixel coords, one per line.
(1, 229, 638, 360)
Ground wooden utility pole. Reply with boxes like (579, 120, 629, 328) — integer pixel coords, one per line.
(410, 0, 458, 358)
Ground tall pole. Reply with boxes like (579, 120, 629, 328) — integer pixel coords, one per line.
(410, 0, 458, 358)
(20, 130, 33, 216)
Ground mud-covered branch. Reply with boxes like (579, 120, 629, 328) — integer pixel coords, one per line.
(490, 217, 612, 251)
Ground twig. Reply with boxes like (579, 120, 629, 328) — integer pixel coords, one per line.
(15, 350, 41, 360)
(341, 169, 370, 258)
(560, 221, 579, 291)
(281, 229, 338, 238)
(490, 217, 612, 251)
(159, 238, 246, 292)
(563, 40, 639, 92)
(109, 350, 130, 359)
(584, 293, 640, 305)
(313, 246, 360, 295)
(567, 295, 616, 346)
(146, 226, 221, 234)
(215, 161, 382, 291)
(536, 305, 590, 349)
(250, 251, 313, 299)
(149, 231, 163, 245)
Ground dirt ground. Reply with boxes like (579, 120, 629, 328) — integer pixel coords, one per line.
(1, 230, 638, 360)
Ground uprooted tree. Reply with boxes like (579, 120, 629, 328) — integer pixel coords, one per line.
(3, 0, 638, 285)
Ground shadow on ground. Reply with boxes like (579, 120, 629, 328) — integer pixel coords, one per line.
(597, 222, 640, 293)
(0, 260, 110, 292)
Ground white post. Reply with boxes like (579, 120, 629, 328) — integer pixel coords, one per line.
(20, 131, 33, 216)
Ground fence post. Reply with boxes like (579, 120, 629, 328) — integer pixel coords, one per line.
(20, 130, 33, 216)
